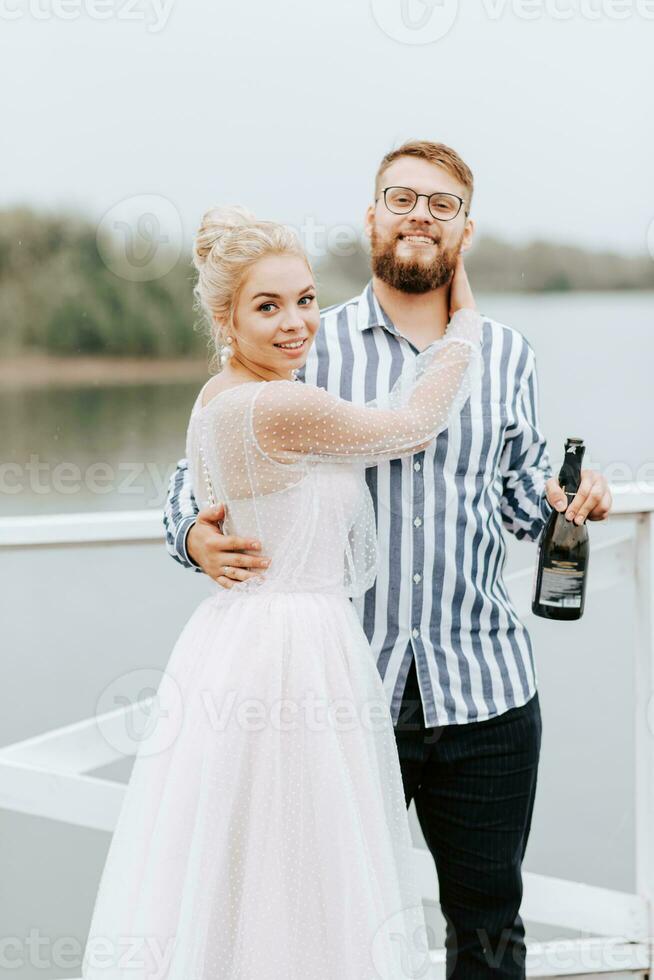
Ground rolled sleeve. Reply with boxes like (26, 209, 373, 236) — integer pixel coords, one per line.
(163, 458, 203, 571)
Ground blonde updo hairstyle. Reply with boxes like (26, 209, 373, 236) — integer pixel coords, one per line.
(192, 205, 312, 370)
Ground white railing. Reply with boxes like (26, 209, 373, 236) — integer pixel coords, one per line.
(1, 483, 653, 979)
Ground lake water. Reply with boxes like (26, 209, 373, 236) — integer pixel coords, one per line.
(1, 291, 653, 518)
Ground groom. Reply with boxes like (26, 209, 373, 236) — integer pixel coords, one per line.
(163, 140, 612, 978)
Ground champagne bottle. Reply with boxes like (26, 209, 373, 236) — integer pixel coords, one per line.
(532, 438, 589, 621)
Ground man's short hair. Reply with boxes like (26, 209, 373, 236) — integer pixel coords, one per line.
(374, 140, 474, 209)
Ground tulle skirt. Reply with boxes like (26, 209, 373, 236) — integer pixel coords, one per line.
(82, 588, 428, 980)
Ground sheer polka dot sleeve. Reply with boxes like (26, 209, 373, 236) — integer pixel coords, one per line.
(252, 308, 482, 466)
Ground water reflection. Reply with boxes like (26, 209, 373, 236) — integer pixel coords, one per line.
(0, 381, 202, 515)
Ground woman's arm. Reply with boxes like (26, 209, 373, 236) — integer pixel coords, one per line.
(252, 308, 482, 466)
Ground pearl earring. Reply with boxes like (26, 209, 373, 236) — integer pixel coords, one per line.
(225, 336, 233, 344)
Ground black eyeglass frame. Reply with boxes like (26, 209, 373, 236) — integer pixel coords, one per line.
(377, 186, 469, 222)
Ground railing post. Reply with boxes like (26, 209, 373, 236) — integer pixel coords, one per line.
(635, 510, 654, 970)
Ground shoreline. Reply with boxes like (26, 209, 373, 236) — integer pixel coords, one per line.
(0, 355, 213, 389)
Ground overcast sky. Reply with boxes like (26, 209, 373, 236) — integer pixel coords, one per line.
(2, 0, 652, 256)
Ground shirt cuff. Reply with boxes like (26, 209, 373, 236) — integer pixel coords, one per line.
(540, 491, 553, 520)
(175, 515, 200, 568)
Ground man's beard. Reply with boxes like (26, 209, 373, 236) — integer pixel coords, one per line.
(370, 226, 462, 294)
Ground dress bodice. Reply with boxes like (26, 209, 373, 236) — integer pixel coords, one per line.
(186, 384, 379, 598)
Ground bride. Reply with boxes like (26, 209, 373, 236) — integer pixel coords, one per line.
(81, 206, 482, 980)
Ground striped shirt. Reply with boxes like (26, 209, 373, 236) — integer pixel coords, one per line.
(163, 281, 553, 727)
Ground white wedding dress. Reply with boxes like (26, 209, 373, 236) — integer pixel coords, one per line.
(81, 310, 481, 980)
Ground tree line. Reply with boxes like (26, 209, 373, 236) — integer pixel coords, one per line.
(1, 207, 652, 357)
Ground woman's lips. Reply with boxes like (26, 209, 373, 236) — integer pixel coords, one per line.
(273, 338, 307, 356)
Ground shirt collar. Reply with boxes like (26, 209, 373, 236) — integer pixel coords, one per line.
(356, 280, 400, 336)
(356, 280, 488, 344)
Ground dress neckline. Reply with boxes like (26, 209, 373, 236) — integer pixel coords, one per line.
(197, 375, 302, 413)
(197, 380, 263, 413)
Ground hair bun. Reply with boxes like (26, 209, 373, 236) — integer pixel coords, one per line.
(193, 205, 257, 267)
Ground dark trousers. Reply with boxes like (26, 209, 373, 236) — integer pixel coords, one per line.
(393, 650, 542, 979)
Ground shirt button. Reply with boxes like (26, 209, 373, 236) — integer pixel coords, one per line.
(413, 517, 422, 527)
(412, 627, 420, 638)
(413, 573, 422, 584)
(414, 461, 421, 471)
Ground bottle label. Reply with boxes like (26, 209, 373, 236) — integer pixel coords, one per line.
(538, 560, 584, 608)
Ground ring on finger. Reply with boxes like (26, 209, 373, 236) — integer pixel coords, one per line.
(223, 565, 233, 576)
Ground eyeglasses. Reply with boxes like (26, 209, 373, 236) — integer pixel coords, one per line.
(378, 186, 468, 222)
